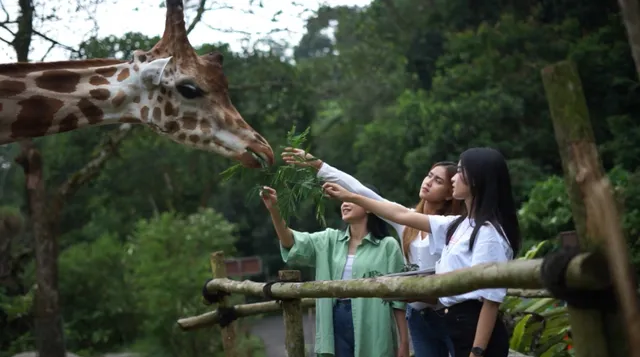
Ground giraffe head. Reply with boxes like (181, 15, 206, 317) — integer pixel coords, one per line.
(127, 0, 274, 168)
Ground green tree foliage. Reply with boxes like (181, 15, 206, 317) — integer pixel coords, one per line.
(3, 0, 640, 355)
(501, 241, 572, 357)
(54, 208, 239, 357)
(125, 208, 237, 357)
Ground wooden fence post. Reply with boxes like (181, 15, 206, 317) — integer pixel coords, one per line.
(210, 251, 238, 357)
(617, 0, 640, 79)
(541, 60, 628, 357)
(279, 270, 306, 357)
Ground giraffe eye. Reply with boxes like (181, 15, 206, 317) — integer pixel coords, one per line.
(176, 83, 204, 99)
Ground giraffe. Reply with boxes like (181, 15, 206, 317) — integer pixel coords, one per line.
(0, 0, 274, 169)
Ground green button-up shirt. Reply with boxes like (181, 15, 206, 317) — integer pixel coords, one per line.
(280, 227, 406, 357)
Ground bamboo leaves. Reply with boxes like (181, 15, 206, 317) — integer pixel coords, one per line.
(220, 125, 328, 226)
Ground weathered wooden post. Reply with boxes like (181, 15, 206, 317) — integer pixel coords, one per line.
(541, 60, 633, 357)
(278, 270, 306, 357)
(210, 251, 238, 357)
(617, 0, 640, 79)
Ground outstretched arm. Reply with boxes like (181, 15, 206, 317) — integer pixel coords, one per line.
(260, 186, 294, 248)
(282, 147, 405, 236)
(323, 182, 432, 233)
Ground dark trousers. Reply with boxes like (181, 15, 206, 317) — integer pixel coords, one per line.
(333, 299, 355, 357)
(437, 300, 509, 357)
(406, 305, 454, 357)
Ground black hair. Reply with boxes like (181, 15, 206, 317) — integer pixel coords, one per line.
(445, 148, 521, 255)
(340, 184, 391, 240)
(363, 184, 392, 240)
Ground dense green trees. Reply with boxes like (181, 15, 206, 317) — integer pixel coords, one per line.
(1, 0, 639, 356)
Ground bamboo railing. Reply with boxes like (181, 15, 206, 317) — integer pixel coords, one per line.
(176, 251, 607, 357)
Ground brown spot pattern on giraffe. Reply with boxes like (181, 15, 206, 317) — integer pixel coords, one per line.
(141, 106, 150, 121)
(164, 101, 175, 116)
(95, 67, 118, 77)
(0, 80, 26, 97)
(12, 95, 64, 138)
(189, 135, 199, 144)
(34, 70, 81, 93)
(117, 68, 130, 82)
(164, 121, 179, 133)
(78, 98, 104, 124)
(152, 107, 162, 121)
(200, 120, 212, 134)
(111, 90, 127, 108)
(157, 96, 163, 103)
(177, 133, 186, 141)
(89, 75, 110, 86)
(59, 114, 79, 133)
(133, 96, 141, 103)
(0, 59, 123, 77)
(180, 117, 197, 130)
(90, 88, 111, 101)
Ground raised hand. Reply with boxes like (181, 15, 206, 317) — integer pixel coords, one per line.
(260, 186, 278, 210)
(322, 182, 355, 202)
(281, 147, 323, 170)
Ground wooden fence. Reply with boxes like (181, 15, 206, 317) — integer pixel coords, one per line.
(176, 60, 640, 357)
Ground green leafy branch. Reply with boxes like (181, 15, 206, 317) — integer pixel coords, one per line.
(220, 125, 327, 226)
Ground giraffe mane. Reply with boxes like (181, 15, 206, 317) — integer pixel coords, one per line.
(0, 59, 127, 76)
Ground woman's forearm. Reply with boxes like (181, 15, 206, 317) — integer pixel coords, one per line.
(269, 208, 295, 248)
(393, 308, 409, 345)
(349, 194, 431, 233)
(472, 300, 500, 352)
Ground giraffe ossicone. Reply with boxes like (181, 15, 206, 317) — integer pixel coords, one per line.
(0, 0, 274, 169)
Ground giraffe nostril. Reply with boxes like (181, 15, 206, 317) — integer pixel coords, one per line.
(254, 133, 267, 146)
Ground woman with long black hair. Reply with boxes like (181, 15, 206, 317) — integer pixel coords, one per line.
(322, 147, 521, 357)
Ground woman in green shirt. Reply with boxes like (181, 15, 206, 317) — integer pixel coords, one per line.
(260, 185, 410, 357)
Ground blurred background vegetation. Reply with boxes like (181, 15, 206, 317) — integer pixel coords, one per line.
(1, 0, 639, 356)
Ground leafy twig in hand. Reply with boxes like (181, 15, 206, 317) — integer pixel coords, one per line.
(220, 125, 327, 226)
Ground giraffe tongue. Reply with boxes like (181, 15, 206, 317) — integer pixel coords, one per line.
(250, 151, 268, 169)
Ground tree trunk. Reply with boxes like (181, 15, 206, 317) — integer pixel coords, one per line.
(15, 141, 66, 357)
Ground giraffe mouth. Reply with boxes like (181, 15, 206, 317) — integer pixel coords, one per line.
(246, 148, 270, 169)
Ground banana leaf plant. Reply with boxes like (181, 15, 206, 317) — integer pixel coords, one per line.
(500, 240, 574, 356)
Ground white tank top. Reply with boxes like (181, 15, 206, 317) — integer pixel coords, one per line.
(341, 255, 355, 280)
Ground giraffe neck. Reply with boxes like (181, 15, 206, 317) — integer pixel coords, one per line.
(0, 59, 145, 144)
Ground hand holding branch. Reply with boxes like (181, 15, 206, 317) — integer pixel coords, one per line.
(281, 147, 323, 170)
(322, 182, 355, 202)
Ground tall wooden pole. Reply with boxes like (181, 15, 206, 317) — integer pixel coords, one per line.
(210, 252, 238, 357)
(617, 0, 640, 79)
(279, 270, 306, 357)
(541, 60, 631, 357)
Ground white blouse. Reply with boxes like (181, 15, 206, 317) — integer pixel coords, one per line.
(318, 162, 441, 310)
(429, 215, 513, 306)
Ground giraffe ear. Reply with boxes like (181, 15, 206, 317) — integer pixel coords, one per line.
(140, 56, 173, 87)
